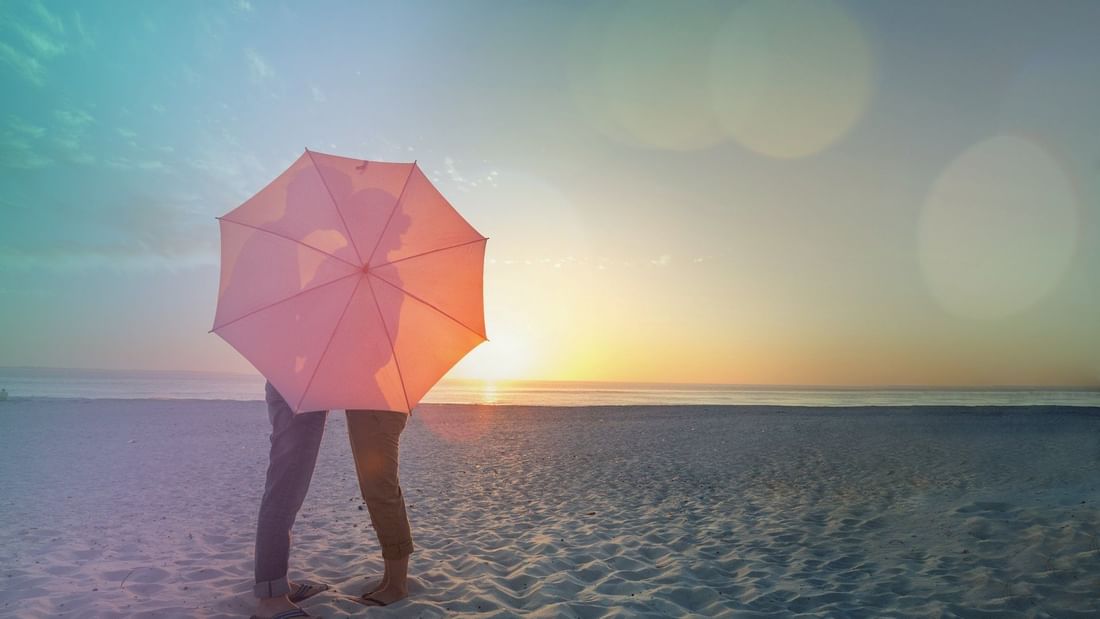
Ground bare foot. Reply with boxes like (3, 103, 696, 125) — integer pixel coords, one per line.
(362, 584, 407, 606)
(366, 576, 387, 596)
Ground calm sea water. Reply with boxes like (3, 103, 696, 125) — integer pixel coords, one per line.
(1, 367, 1098, 407)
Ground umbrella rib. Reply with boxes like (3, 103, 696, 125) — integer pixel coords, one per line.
(369, 272, 488, 341)
(305, 149, 364, 264)
(366, 162, 417, 266)
(367, 276, 412, 413)
(210, 272, 359, 333)
(218, 217, 360, 269)
(295, 275, 362, 413)
(372, 237, 488, 269)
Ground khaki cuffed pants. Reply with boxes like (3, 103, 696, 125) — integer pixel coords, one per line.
(253, 383, 413, 599)
(346, 409, 414, 560)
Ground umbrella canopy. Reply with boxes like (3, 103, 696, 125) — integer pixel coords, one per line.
(212, 149, 487, 413)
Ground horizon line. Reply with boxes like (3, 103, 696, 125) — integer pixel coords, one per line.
(1, 365, 1097, 392)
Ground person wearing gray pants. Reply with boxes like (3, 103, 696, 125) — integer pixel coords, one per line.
(251, 382, 329, 619)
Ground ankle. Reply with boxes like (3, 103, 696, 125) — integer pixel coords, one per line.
(382, 582, 408, 595)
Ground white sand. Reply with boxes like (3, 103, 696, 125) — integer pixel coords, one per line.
(1, 399, 1099, 618)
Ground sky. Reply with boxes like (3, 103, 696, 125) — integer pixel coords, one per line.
(1, 0, 1098, 387)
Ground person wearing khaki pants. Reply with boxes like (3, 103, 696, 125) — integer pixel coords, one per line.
(346, 408, 414, 606)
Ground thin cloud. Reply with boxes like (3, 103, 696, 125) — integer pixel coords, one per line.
(185, 128, 276, 201)
(442, 156, 500, 192)
(485, 255, 661, 273)
(70, 11, 94, 50)
(0, 245, 218, 271)
(0, 133, 52, 169)
(0, 109, 100, 168)
(0, 0, 87, 85)
(51, 107, 96, 164)
(0, 192, 218, 271)
(54, 108, 94, 127)
(1, 115, 51, 169)
(26, 0, 65, 35)
(13, 25, 65, 59)
(7, 116, 46, 139)
(244, 48, 273, 81)
(104, 157, 166, 171)
(0, 40, 46, 85)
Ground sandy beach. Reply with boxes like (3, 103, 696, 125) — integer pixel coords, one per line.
(1, 399, 1099, 618)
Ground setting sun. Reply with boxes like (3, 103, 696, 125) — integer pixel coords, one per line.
(449, 322, 536, 382)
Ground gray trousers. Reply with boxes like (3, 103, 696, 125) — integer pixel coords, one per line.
(253, 382, 327, 598)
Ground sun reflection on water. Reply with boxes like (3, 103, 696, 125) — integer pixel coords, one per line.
(478, 381, 501, 405)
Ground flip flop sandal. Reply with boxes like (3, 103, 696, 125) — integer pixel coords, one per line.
(360, 595, 389, 607)
(288, 582, 329, 604)
(249, 609, 313, 619)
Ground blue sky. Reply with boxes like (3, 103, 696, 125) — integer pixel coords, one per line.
(1, 0, 1098, 386)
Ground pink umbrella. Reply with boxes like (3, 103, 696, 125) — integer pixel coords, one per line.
(212, 149, 487, 413)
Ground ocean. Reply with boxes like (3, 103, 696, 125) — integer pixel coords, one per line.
(0, 367, 1098, 408)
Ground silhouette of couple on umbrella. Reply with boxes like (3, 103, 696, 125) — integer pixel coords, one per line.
(214, 148, 487, 616)
(220, 155, 415, 616)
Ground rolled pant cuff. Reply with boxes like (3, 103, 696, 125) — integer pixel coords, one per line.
(254, 576, 292, 599)
(381, 539, 414, 560)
